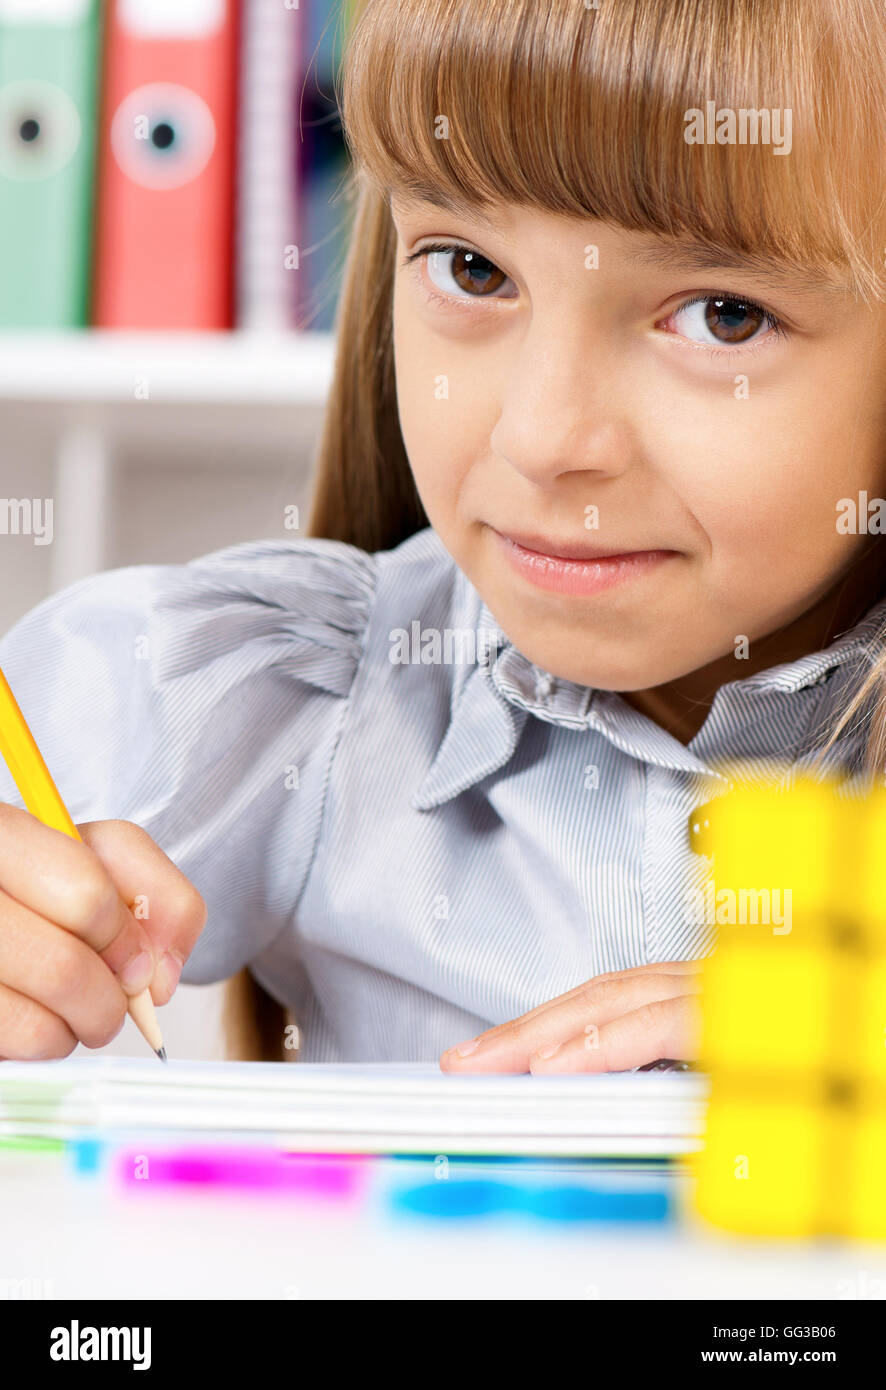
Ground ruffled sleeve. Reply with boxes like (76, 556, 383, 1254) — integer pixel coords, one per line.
(0, 537, 378, 984)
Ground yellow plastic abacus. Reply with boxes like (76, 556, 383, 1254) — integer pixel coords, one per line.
(691, 774, 886, 1239)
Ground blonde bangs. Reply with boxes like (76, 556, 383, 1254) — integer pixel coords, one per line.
(342, 0, 886, 302)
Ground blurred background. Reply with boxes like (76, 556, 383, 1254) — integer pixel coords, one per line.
(0, 0, 358, 1060)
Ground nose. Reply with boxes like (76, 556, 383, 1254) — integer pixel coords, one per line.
(489, 307, 640, 488)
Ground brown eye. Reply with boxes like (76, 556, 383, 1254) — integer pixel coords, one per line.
(668, 293, 779, 349)
(703, 297, 765, 343)
(450, 249, 506, 295)
(426, 247, 509, 298)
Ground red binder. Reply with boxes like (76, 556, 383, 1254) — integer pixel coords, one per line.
(93, 0, 239, 329)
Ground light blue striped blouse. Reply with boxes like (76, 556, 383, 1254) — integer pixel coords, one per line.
(0, 525, 884, 1061)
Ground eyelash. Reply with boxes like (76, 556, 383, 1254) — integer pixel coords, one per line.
(401, 241, 496, 314)
(401, 242, 789, 358)
(667, 292, 787, 361)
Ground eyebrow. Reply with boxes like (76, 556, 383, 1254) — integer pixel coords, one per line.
(610, 243, 850, 298)
(388, 186, 852, 299)
(387, 185, 510, 232)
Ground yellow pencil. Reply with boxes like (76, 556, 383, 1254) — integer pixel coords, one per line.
(0, 665, 166, 1061)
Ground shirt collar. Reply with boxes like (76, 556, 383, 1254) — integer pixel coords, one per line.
(411, 561, 886, 810)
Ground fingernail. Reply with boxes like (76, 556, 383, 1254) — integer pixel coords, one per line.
(454, 1037, 481, 1057)
(119, 950, 153, 993)
(153, 950, 184, 1001)
(535, 1042, 562, 1060)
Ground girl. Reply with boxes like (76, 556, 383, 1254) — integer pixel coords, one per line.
(0, 0, 884, 1070)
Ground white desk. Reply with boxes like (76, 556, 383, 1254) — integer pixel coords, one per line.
(2, 1143, 885, 1300)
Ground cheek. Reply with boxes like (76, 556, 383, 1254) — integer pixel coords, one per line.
(392, 291, 493, 520)
(664, 384, 876, 564)
(392, 292, 443, 501)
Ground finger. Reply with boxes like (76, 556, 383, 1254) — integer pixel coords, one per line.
(528, 995, 702, 1074)
(440, 973, 701, 1073)
(0, 889, 129, 1049)
(445, 959, 705, 1049)
(0, 979, 79, 1061)
(78, 821, 207, 1005)
(0, 805, 154, 990)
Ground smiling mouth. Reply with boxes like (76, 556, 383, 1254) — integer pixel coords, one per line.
(489, 526, 679, 597)
(493, 527, 666, 562)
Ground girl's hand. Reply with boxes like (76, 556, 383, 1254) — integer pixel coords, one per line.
(439, 961, 703, 1073)
(0, 805, 207, 1061)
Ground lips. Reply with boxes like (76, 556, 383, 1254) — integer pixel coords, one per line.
(491, 527, 654, 562)
(490, 525, 678, 598)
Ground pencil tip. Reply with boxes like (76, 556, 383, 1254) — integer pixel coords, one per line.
(156, 1047, 168, 1063)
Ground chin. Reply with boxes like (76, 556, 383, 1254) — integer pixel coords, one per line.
(556, 665, 671, 693)
(502, 625, 678, 692)
(533, 647, 719, 693)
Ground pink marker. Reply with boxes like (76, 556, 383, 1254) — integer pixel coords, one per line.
(117, 1147, 370, 1200)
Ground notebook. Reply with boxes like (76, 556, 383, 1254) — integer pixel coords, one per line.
(0, 1057, 708, 1157)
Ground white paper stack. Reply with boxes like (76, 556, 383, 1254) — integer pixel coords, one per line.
(0, 1057, 708, 1157)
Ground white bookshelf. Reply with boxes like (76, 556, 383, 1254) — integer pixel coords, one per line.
(0, 329, 335, 402)
(0, 330, 336, 594)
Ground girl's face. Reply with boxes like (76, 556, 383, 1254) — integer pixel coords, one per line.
(390, 194, 886, 699)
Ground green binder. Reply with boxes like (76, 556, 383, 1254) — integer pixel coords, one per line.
(0, 0, 102, 328)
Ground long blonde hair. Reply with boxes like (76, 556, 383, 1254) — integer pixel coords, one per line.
(225, 0, 886, 1058)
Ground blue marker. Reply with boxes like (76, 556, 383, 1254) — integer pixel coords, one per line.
(68, 1137, 105, 1175)
(520, 1184, 670, 1223)
(395, 1179, 510, 1218)
(391, 1177, 673, 1224)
